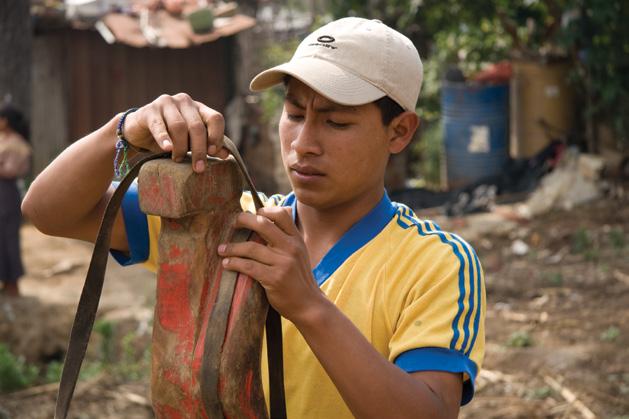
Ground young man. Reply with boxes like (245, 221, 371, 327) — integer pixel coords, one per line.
(23, 17, 484, 418)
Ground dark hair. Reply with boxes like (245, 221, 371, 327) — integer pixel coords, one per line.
(0, 104, 30, 141)
(282, 75, 405, 126)
(374, 96, 404, 126)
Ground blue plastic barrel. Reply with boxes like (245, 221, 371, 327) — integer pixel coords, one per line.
(441, 82, 509, 189)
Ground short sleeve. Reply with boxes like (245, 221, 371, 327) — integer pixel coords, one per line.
(110, 181, 151, 266)
(388, 229, 486, 405)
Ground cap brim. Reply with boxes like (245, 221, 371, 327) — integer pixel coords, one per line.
(249, 57, 387, 107)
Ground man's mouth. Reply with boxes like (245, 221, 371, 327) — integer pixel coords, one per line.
(290, 163, 324, 177)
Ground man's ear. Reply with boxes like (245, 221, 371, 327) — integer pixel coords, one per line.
(387, 111, 420, 154)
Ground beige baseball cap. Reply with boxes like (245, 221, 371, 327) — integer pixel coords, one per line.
(250, 17, 423, 112)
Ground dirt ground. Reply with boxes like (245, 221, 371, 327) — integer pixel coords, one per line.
(1, 187, 628, 419)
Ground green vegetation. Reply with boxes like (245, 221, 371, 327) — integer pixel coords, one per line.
(92, 319, 151, 381)
(600, 326, 620, 342)
(558, 0, 629, 145)
(259, 39, 300, 123)
(1, 319, 150, 393)
(570, 228, 601, 260)
(0, 344, 39, 393)
(526, 385, 553, 399)
(506, 330, 534, 348)
(546, 272, 564, 286)
(609, 228, 626, 250)
(94, 319, 115, 364)
(571, 228, 592, 254)
(113, 331, 151, 381)
(44, 360, 63, 384)
(414, 121, 443, 188)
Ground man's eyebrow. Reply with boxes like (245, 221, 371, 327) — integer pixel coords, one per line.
(285, 93, 305, 110)
(285, 92, 358, 113)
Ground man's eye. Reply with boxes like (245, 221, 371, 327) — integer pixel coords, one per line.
(327, 120, 350, 129)
(287, 114, 304, 121)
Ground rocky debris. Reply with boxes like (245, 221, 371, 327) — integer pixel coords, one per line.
(516, 149, 604, 219)
(0, 296, 73, 364)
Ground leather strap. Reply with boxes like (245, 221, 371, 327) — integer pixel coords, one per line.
(54, 151, 169, 419)
(55, 137, 286, 418)
(222, 136, 287, 419)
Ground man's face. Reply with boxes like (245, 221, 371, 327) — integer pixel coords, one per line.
(279, 79, 392, 210)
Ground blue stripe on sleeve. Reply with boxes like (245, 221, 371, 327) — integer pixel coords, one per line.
(110, 181, 150, 266)
(463, 239, 483, 357)
(401, 212, 469, 352)
(395, 347, 478, 405)
(428, 224, 479, 356)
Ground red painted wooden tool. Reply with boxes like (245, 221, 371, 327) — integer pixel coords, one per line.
(138, 158, 269, 418)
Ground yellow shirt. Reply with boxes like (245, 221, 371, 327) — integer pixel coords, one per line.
(113, 189, 485, 418)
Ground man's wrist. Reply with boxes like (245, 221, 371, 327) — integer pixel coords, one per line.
(113, 108, 140, 177)
(292, 293, 337, 333)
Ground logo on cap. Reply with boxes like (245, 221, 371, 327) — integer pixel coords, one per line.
(309, 34, 338, 49)
(317, 35, 335, 43)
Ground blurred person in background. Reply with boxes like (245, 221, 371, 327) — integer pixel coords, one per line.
(0, 104, 31, 297)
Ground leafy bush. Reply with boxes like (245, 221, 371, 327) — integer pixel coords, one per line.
(558, 0, 629, 144)
(506, 330, 534, 348)
(571, 228, 592, 254)
(546, 272, 564, 286)
(112, 331, 151, 381)
(600, 326, 620, 342)
(0, 344, 39, 393)
(44, 360, 63, 384)
(609, 228, 626, 250)
(258, 39, 301, 123)
(94, 319, 114, 364)
(413, 121, 443, 188)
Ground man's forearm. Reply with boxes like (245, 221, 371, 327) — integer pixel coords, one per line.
(22, 114, 122, 241)
(294, 299, 456, 419)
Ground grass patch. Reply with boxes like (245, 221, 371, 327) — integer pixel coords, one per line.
(506, 330, 533, 348)
(526, 386, 553, 400)
(545, 272, 563, 286)
(111, 331, 151, 381)
(571, 228, 592, 254)
(600, 326, 621, 342)
(609, 228, 626, 250)
(4, 318, 152, 393)
(0, 344, 39, 393)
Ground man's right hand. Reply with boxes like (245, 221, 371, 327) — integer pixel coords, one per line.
(23, 92, 233, 249)
(124, 93, 230, 172)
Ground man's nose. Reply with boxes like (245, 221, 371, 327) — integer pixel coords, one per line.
(292, 117, 323, 156)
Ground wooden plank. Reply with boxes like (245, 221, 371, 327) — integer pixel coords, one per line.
(69, 30, 92, 141)
(31, 31, 69, 174)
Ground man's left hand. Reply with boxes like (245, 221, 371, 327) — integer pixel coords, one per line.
(218, 207, 326, 324)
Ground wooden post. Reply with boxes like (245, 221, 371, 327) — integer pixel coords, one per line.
(0, 0, 31, 117)
(138, 158, 268, 418)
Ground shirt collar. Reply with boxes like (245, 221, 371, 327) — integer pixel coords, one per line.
(283, 191, 396, 286)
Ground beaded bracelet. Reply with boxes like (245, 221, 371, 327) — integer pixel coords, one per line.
(113, 107, 139, 178)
